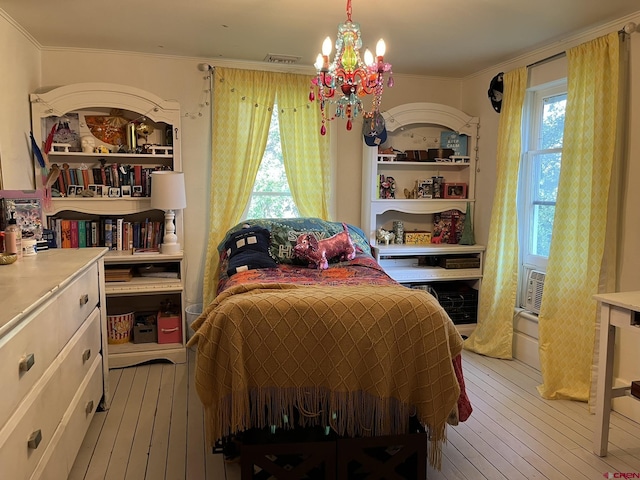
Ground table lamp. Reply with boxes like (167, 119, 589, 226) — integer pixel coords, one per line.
(150, 171, 186, 254)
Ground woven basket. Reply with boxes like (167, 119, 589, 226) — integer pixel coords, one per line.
(107, 312, 134, 344)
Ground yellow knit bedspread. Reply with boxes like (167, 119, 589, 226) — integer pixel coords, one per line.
(188, 282, 463, 468)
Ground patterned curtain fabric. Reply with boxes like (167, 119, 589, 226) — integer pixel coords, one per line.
(276, 73, 331, 219)
(202, 68, 331, 306)
(537, 32, 620, 401)
(463, 67, 528, 359)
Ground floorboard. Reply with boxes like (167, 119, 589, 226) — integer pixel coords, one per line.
(70, 348, 640, 479)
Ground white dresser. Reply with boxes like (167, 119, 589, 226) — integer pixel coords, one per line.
(0, 248, 108, 480)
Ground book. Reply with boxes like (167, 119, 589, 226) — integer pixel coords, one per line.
(70, 220, 79, 248)
(133, 247, 160, 255)
(78, 220, 87, 248)
(61, 219, 72, 248)
(0, 196, 44, 240)
(116, 218, 123, 251)
(104, 219, 113, 249)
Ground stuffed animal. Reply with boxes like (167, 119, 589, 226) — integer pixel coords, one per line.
(293, 223, 356, 269)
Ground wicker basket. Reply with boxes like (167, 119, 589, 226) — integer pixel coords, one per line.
(107, 312, 134, 344)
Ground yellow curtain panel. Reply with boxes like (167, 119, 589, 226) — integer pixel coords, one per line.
(537, 32, 620, 401)
(276, 73, 331, 219)
(464, 67, 528, 359)
(202, 68, 331, 306)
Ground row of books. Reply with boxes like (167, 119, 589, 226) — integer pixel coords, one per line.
(47, 217, 164, 251)
(51, 163, 171, 197)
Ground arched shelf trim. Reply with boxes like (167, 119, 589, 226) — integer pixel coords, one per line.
(382, 102, 479, 137)
(30, 83, 180, 124)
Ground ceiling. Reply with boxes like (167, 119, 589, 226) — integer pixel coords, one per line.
(1, 0, 639, 77)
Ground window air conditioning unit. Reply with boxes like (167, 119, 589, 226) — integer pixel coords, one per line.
(523, 269, 546, 314)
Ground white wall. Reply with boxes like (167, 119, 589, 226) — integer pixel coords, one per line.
(0, 11, 40, 189)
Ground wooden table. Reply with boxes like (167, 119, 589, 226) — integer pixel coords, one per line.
(593, 291, 640, 456)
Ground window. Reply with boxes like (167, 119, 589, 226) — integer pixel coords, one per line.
(519, 81, 566, 274)
(244, 104, 300, 219)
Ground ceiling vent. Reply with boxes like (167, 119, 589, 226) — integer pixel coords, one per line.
(263, 54, 301, 65)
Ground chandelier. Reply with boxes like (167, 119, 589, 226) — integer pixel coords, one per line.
(309, 0, 393, 135)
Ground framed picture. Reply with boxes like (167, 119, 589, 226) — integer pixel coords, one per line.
(67, 185, 83, 197)
(443, 183, 467, 199)
(418, 179, 433, 198)
(102, 185, 110, 197)
(121, 185, 132, 197)
(132, 185, 143, 197)
(108, 187, 121, 198)
(0, 195, 44, 240)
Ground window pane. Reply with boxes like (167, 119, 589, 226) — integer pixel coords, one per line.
(532, 152, 560, 202)
(246, 194, 298, 218)
(540, 93, 566, 149)
(254, 108, 289, 193)
(246, 104, 300, 219)
(531, 204, 555, 257)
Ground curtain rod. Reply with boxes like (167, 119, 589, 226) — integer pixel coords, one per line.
(527, 21, 637, 69)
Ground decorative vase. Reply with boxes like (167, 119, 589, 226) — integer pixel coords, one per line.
(459, 202, 476, 245)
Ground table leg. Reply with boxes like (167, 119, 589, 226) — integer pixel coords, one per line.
(593, 304, 617, 456)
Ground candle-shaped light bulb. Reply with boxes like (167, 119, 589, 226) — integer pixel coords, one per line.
(364, 49, 374, 67)
(322, 37, 333, 56)
(314, 54, 324, 71)
(376, 39, 386, 58)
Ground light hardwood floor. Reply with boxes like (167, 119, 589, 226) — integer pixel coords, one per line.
(69, 348, 640, 480)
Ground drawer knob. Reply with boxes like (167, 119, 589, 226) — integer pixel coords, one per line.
(79, 293, 89, 306)
(85, 400, 94, 415)
(82, 348, 91, 363)
(28, 429, 42, 449)
(19, 353, 35, 372)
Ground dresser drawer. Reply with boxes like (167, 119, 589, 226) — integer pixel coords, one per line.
(30, 354, 103, 480)
(0, 308, 102, 480)
(0, 356, 64, 480)
(57, 262, 99, 349)
(59, 308, 101, 407)
(0, 299, 60, 428)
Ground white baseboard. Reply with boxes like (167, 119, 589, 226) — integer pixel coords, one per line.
(513, 331, 541, 371)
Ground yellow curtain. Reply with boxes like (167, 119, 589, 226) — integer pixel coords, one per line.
(464, 67, 528, 359)
(276, 73, 331, 219)
(537, 32, 620, 401)
(202, 68, 332, 306)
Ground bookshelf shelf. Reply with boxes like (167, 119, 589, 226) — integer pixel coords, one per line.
(30, 83, 186, 368)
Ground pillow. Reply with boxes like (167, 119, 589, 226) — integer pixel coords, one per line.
(224, 225, 277, 277)
(218, 218, 373, 268)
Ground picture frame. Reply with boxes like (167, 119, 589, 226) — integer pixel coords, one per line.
(132, 185, 143, 197)
(102, 185, 110, 197)
(108, 187, 121, 198)
(418, 179, 433, 198)
(443, 183, 467, 199)
(67, 185, 83, 197)
(121, 185, 132, 197)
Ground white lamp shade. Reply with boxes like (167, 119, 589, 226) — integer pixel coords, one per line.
(150, 171, 186, 210)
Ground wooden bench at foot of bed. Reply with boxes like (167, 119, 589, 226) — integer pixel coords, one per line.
(240, 433, 428, 480)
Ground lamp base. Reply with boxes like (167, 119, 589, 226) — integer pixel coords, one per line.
(160, 243, 182, 255)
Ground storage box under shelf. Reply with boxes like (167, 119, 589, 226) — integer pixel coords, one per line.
(414, 281, 478, 325)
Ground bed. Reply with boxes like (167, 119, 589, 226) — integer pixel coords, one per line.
(188, 218, 472, 473)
